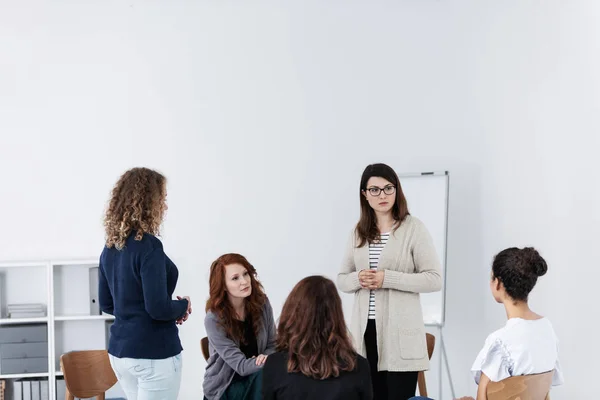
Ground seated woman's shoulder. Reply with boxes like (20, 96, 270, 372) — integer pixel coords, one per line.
(355, 354, 370, 370)
(270, 351, 287, 363)
(263, 351, 286, 372)
(264, 351, 285, 363)
(204, 311, 220, 327)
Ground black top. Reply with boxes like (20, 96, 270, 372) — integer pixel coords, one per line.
(262, 351, 373, 400)
(239, 317, 258, 359)
(231, 317, 259, 382)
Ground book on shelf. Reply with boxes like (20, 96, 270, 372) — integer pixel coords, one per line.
(7, 304, 45, 311)
(12, 380, 21, 400)
(8, 312, 46, 319)
(6, 304, 46, 319)
(40, 381, 48, 400)
(22, 381, 30, 400)
(12, 379, 48, 400)
(0, 273, 5, 319)
(56, 379, 66, 400)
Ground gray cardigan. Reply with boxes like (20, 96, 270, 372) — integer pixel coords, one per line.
(337, 215, 442, 372)
(203, 298, 277, 400)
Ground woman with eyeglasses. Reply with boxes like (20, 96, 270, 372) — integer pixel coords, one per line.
(337, 163, 442, 400)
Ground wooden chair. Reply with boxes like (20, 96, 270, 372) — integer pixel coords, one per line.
(201, 336, 210, 361)
(417, 333, 436, 397)
(60, 350, 118, 400)
(487, 371, 554, 400)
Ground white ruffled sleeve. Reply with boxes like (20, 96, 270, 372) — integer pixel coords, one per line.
(471, 337, 513, 384)
(552, 336, 564, 386)
(551, 357, 564, 386)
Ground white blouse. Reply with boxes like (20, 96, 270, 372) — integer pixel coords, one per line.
(471, 317, 564, 385)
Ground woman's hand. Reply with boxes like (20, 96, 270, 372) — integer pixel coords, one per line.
(178, 295, 192, 315)
(176, 296, 192, 325)
(359, 269, 384, 289)
(371, 271, 384, 289)
(254, 354, 268, 366)
(359, 269, 374, 288)
(176, 312, 188, 325)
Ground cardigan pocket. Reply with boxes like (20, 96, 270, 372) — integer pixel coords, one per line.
(398, 326, 427, 360)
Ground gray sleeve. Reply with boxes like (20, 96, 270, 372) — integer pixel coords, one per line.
(264, 299, 277, 355)
(337, 230, 362, 293)
(381, 219, 442, 293)
(205, 314, 262, 377)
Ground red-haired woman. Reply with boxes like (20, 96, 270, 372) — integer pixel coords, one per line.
(262, 276, 372, 400)
(202, 253, 276, 400)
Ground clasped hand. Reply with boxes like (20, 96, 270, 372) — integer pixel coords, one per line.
(359, 269, 384, 289)
(176, 295, 192, 325)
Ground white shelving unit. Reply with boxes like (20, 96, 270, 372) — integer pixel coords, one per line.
(0, 318, 49, 325)
(0, 373, 49, 380)
(0, 259, 124, 400)
(54, 315, 115, 322)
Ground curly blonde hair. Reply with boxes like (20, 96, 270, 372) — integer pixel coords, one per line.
(104, 167, 167, 250)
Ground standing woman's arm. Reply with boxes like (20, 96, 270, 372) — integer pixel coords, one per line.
(98, 261, 114, 315)
(140, 246, 189, 320)
(381, 220, 442, 293)
(337, 231, 363, 293)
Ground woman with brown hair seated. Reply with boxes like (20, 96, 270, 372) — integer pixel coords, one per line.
(262, 276, 372, 400)
(203, 253, 277, 400)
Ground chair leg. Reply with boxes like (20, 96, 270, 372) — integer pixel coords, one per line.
(65, 388, 75, 400)
(96, 394, 106, 400)
(417, 371, 427, 397)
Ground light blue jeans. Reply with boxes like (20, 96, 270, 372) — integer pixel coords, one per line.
(109, 353, 183, 400)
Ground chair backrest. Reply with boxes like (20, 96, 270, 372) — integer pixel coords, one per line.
(425, 333, 435, 359)
(417, 333, 436, 397)
(201, 336, 209, 361)
(60, 350, 118, 400)
(486, 371, 554, 400)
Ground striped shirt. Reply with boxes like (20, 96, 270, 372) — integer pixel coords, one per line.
(368, 233, 390, 319)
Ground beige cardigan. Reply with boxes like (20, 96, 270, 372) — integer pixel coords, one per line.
(337, 215, 442, 372)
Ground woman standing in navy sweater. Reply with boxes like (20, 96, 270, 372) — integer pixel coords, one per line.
(99, 167, 191, 400)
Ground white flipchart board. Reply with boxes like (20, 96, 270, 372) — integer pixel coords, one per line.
(340, 171, 449, 327)
(400, 172, 448, 327)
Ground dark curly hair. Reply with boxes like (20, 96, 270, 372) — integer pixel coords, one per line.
(492, 247, 548, 301)
(104, 167, 167, 250)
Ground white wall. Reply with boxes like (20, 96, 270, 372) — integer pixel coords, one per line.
(1, 1, 598, 398)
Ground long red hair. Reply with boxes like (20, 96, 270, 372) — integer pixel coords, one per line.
(205, 253, 266, 343)
(276, 276, 357, 379)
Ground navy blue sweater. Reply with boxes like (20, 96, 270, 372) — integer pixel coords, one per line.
(99, 231, 188, 359)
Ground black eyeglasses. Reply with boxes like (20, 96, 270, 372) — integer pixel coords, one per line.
(364, 185, 396, 196)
